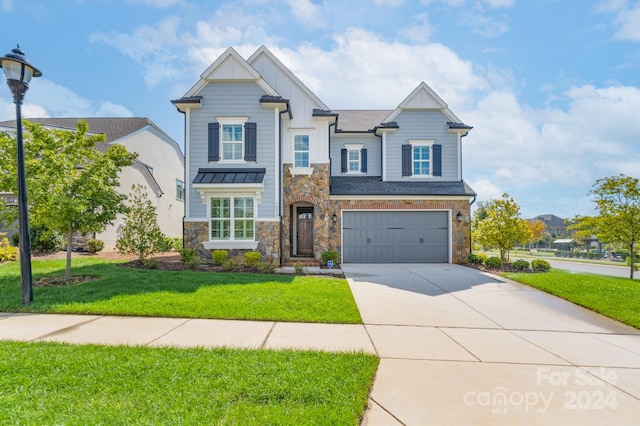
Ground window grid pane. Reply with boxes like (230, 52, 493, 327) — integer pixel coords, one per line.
(348, 150, 360, 172)
(222, 124, 243, 160)
(294, 135, 310, 167)
(413, 146, 431, 175)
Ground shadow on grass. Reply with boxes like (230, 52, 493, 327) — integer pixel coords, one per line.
(0, 259, 296, 310)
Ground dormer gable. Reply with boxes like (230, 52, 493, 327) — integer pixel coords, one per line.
(248, 45, 329, 111)
(385, 81, 462, 123)
(183, 47, 278, 98)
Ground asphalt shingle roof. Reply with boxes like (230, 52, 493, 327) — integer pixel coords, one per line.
(331, 176, 476, 196)
(0, 117, 169, 143)
(332, 110, 394, 132)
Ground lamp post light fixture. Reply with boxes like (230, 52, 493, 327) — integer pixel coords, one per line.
(0, 45, 42, 305)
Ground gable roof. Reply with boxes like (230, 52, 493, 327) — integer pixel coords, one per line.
(385, 82, 463, 123)
(331, 110, 394, 132)
(531, 214, 567, 227)
(248, 45, 329, 111)
(182, 47, 278, 99)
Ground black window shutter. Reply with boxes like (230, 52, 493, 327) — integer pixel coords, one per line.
(208, 122, 219, 161)
(361, 148, 367, 173)
(432, 144, 442, 176)
(244, 122, 257, 161)
(401, 144, 412, 176)
(341, 149, 347, 173)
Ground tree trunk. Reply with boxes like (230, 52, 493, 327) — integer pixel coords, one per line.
(630, 243, 635, 280)
(65, 223, 73, 279)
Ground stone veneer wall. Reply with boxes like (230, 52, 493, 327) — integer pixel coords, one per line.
(282, 163, 331, 263)
(184, 220, 280, 263)
(329, 199, 472, 264)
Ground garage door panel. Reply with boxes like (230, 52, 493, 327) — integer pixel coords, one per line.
(342, 211, 449, 263)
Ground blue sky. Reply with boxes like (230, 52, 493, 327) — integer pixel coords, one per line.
(2, 0, 640, 220)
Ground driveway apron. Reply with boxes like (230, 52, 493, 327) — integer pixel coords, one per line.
(343, 263, 640, 425)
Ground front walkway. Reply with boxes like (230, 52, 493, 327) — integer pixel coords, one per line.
(343, 263, 640, 425)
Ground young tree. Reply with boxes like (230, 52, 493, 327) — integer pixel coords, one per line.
(474, 193, 533, 263)
(0, 120, 136, 279)
(589, 174, 640, 279)
(116, 184, 166, 262)
(527, 220, 547, 249)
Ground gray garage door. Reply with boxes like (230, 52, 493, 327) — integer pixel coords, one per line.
(342, 211, 449, 263)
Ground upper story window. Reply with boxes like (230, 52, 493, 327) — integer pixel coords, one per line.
(176, 179, 185, 201)
(294, 135, 309, 167)
(341, 144, 367, 174)
(402, 140, 441, 178)
(222, 124, 243, 160)
(413, 145, 431, 176)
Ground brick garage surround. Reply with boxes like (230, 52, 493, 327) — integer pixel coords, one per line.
(329, 199, 472, 264)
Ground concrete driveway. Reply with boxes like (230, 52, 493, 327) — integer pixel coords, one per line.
(343, 263, 640, 425)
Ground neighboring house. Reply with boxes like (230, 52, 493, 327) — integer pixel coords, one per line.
(529, 214, 569, 236)
(172, 46, 475, 264)
(0, 118, 185, 250)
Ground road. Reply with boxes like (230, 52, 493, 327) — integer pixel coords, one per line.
(545, 258, 637, 279)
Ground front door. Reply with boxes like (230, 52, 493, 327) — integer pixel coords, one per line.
(296, 207, 314, 256)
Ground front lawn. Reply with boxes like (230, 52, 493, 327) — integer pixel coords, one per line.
(0, 257, 362, 323)
(505, 269, 640, 329)
(0, 341, 378, 425)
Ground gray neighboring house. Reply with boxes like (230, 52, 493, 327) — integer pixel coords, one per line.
(173, 46, 476, 264)
(0, 117, 185, 250)
(530, 214, 570, 236)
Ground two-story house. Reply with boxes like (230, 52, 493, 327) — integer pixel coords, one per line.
(173, 46, 475, 264)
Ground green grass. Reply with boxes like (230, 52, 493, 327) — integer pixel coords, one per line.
(0, 257, 362, 323)
(0, 341, 378, 425)
(505, 269, 640, 329)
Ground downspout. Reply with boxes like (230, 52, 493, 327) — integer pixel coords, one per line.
(175, 108, 187, 250)
(328, 122, 336, 188)
(374, 129, 383, 180)
(278, 105, 290, 267)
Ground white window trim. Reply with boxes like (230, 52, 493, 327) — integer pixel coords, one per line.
(203, 192, 258, 250)
(344, 143, 364, 175)
(217, 116, 248, 164)
(176, 179, 185, 201)
(409, 139, 434, 179)
(289, 130, 314, 176)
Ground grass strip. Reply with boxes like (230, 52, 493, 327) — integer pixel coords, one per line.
(505, 269, 640, 329)
(0, 257, 362, 324)
(0, 341, 378, 425)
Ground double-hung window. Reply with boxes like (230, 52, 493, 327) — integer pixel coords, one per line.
(176, 179, 185, 201)
(413, 145, 431, 176)
(294, 135, 309, 167)
(348, 149, 360, 172)
(222, 124, 243, 160)
(210, 196, 254, 241)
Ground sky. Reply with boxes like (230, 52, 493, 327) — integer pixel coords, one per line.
(1, 0, 640, 220)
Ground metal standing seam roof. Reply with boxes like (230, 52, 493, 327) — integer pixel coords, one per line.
(330, 176, 476, 196)
(193, 168, 266, 185)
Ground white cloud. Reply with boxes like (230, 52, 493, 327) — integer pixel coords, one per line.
(374, 0, 404, 6)
(467, 178, 503, 204)
(483, 0, 513, 8)
(399, 12, 434, 43)
(287, 0, 322, 25)
(123, 0, 185, 7)
(1, 0, 12, 12)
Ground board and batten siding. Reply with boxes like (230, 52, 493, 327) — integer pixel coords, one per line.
(330, 134, 381, 176)
(187, 82, 276, 219)
(384, 110, 459, 181)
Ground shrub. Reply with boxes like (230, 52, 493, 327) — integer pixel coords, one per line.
(512, 259, 530, 271)
(213, 250, 228, 266)
(293, 262, 306, 275)
(244, 251, 262, 268)
(0, 237, 17, 262)
(11, 232, 19, 247)
(258, 261, 277, 274)
(321, 250, 339, 265)
(170, 237, 183, 252)
(221, 259, 239, 272)
(30, 224, 64, 252)
(467, 253, 484, 265)
(485, 256, 503, 269)
(179, 248, 201, 269)
(142, 258, 158, 269)
(86, 239, 104, 253)
(531, 259, 551, 272)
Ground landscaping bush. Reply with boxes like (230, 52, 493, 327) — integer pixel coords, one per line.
(512, 259, 530, 271)
(485, 256, 503, 269)
(0, 237, 17, 262)
(244, 251, 262, 268)
(467, 253, 484, 265)
(86, 239, 104, 253)
(30, 224, 64, 252)
(321, 250, 339, 265)
(258, 261, 277, 274)
(531, 259, 551, 272)
(213, 250, 228, 266)
(221, 259, 239, 272)
(179, 248, 201, 269)
(293, 262, 306, 275)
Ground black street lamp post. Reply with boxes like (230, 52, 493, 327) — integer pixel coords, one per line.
(0, 45, 42, 305)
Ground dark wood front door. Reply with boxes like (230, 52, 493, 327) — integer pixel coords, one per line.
(296, 207, 314, 256)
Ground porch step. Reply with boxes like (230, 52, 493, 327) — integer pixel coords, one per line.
(283, 259, 319, 267)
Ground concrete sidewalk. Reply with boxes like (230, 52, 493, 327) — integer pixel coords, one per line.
(344, 263, 640, 425)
